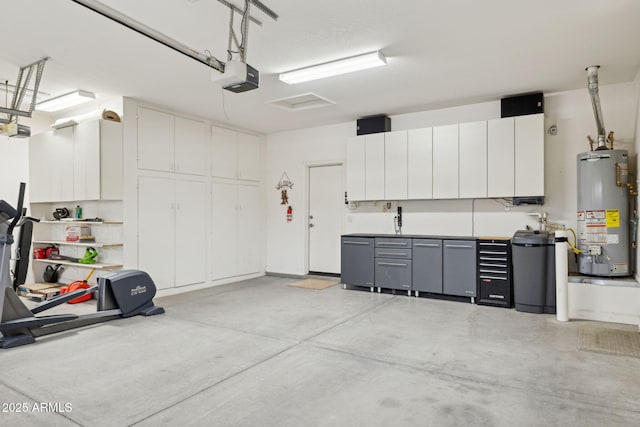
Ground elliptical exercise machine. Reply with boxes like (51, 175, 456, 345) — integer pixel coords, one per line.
(1, 183, 164, 349)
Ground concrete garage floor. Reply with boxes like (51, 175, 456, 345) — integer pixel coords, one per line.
(1, 275, 639, 426)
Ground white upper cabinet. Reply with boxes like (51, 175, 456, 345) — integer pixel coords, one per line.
(175, 117, 207, 176)
(384, 130, 408, 200)
(487, 117, 515, 198)
(29, 119, 122, 203)
(49, 127, 75, 203)
(407, 127, 433, 200)
(30, 129, 74, 203)
(515, 113, 544, 196)
(365, 133, 385, 200)
(343, 114, 544, 202)
(346, 136, 365, 201)
(137, 107, 174, 172)
(211, 126, 261, 182)
(211, 126, 237, 179)
(237, 132, 261, 181)
(73, 120, 100, 201)
(459, 121, 487, 199)
(432, 124, 459, 199)
(137, 107, 206, 175)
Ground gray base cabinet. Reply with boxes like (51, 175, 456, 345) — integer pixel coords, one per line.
(341, 237, 374, 287)
(443, 240, 477, 297)
(374, 238, 412, 292)
(412, 239, 443, 293)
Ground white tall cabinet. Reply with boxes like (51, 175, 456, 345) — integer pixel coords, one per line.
(432, 124, 459, 199)
(211, 183, 261, 280)
(138, 176, 207, 290)
(134, 104, 264, 292)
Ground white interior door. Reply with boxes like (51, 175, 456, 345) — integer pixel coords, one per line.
(308, 165, 343, 274)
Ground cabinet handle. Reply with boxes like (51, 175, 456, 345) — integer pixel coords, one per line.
(377, 252, 408, 256)
(377, 262, 408, 267)
(479, 263, 507, 268)
(489, 294, 505, 299)
(480, 275, 507, 280)
(480, 243, 508, 247)
(377, 242, 407, 246)
(445, 244, 474, 249)
(479, 250, 507, 255)
(343, 241, 370, 245)
(414, 243, 440, 247)
(480, 257, 507, 262)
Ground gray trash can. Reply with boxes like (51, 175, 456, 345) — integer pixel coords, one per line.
(512, 230, 550, 313)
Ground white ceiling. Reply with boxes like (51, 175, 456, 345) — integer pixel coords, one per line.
(1, 0, 640, 134)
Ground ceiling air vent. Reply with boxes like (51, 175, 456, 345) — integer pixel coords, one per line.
(267, 93, 335, 111)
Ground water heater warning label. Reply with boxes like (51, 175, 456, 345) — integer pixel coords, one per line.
(606, 209, 620, 227)
(583, 210, 608, 244)
(585, 210, 606, 223)
(580, 209, 621, 245)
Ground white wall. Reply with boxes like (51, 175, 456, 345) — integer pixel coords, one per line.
(266, 122, 353, 274)
(0, 112, 53, 201)
(266, 82, 638, 276)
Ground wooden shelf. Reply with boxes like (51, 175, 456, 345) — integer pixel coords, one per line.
(33, 259, 122, 270)
(39, 220, 123, 225)
(33, 240, 123, 248)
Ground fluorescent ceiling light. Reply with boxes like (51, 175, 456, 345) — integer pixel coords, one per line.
(279, 51, 386, 85)
(36, 90, 95, 112)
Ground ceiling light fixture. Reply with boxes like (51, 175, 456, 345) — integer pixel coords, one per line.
(279, 51, 387, 85)
(36, 90, 95, 112)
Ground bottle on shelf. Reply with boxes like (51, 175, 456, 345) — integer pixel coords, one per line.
(75, 205, 82, 219)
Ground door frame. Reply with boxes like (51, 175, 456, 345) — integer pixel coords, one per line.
(305, 161, 345, 275)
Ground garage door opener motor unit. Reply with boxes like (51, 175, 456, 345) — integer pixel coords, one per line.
(576, 66, 635, 277)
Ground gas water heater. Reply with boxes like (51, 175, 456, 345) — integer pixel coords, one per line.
(577, 149, 630, 275)
(576, 66, 633, 276)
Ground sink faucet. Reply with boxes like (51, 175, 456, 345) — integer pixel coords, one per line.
(394, 206, 403, 235)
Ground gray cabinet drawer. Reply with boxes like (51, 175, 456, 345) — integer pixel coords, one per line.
(375, 258, 412, 290)
(375, 237, 412, 248)
(375, 248, 412, 259)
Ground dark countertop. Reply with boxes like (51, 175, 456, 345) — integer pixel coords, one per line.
(342, 233, 478, 240)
